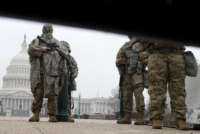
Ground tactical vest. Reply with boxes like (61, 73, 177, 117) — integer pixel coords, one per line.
(126, 41, 144, 74)
(126, 49, 139, 74)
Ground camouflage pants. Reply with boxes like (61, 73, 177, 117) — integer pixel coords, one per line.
(148, 52, 187, 121)
(44, 75, 61, 97)
(31, 74, 57, 116)
(122, 73, 145, 113)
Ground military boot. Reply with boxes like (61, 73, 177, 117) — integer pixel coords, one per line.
(117, 112, 132, 124)
(67, 117, 75, 123)
(134, 111, 145, 125)
(49, 115, 57, 122)
(152, 120, 162, 129)
(29, 111, 40, 122)
(48, 96, 57, 122)
(67, 109, 75, 123)
(176, 120, 189, 130)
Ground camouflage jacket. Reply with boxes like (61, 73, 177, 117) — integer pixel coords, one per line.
(59, 41, 78, 77)
(116, 40, 146, 75)
(59, 41, 78, 91)
(28, 35, 62, 93)
(68, 55, 78, 91)
(69, 55, 78, 77)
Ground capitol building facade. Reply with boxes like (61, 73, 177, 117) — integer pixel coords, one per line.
(0, 35, 118, 117)
(0, 35, 47, 117)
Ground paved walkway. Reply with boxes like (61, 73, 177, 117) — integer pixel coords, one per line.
(0, 117, 198, 134)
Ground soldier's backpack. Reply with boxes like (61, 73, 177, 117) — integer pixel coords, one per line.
(184, 51, 198, 77)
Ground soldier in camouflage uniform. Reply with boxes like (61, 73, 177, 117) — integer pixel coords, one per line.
(116, 35, 147, 125)
(59, 41, 78, 122)
(140, 39, 189, 130)
(28, 24, 63, 122)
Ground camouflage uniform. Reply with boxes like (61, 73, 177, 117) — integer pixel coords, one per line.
(146, 41, 187, 121)
(67, 55, 78, 116)
(59, 41, 78, 119)
(116, 40, 146, 114)
(28, 24, 62, 120)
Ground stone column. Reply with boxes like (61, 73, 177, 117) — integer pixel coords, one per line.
(21, 99, 24, 111)
(19, 99, 22, 110)
(2, 98, 5, 112)
(11, 99, 13, 110)
(17, 99, 19, 110)
(5, 99, 7, 109)
(24, 99, 27, 111)
(13, 99, 15, 110)
(23, 99, 26, 111)
(28, 99, 30, 111)
(15, 98, 18, 110)
(29, 99, 32, 113)
(8, 98, 10, 108)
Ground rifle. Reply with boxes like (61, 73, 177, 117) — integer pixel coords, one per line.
(67, 72, 73, 100)
(117, 65, 126, 120)
(37, 36, 59, 50)
(37, 36, 71, 65)
(119, 74, 125, 119)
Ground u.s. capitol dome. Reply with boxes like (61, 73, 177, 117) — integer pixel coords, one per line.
(2, 35, 30, 91)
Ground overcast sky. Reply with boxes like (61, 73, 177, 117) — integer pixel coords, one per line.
(0, 17, 200, 99)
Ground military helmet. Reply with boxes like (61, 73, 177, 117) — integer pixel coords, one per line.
(60, 41, 71, 53)
(42, 24, 53, 33)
